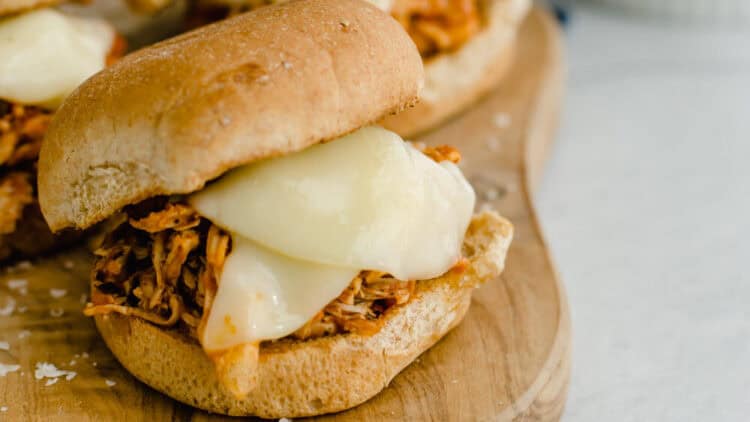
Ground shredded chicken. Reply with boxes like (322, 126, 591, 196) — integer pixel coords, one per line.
(188, 0, 481, 58)
(0, 102, 51, 253)
(392, 0, 482, 58)
(85, 199, 418, 343)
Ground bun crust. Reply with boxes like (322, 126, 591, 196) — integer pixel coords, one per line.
(94, 212, 513, 418)
(38, 0, 424, 232)
(381, 0, 531, 137)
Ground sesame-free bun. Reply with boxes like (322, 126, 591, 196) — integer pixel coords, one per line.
(381, 0, 531, 137)
(94, 211, 513, 418)
(38, 0, 424, 232)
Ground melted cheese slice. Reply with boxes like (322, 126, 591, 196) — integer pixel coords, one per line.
(202, 236, 358, 352)
(191, 126, 475, 351)
(0, 9, 114, 109)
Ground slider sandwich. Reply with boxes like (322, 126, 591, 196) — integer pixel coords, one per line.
(38, 0, 513, 417)
(0, 3, 125, 260)
(156, 0, 532, 137)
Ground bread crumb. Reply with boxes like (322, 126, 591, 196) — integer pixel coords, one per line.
(92, 362, 98, 367)
(17, 305, 27, 313)
(0, 406, 6, 412)
(49, 289, 67, 299)
(79, 294, 88, 305)
(0, 363, 20, 376)
(16, 261, 32, 270)
(17, 330, 30, 339)
(50, 308, 64, 318)
(258, 75, 270, 84)
(69, 359, 77, 366)
(0, 342, 8, 351)
(0, 297, 15, 316)
(65, 372, 76, 381)
(282, 61, 292, 70)
(105, 379, 116, 387)
(63, 260, 75, 270)
(279, 418, 291, 422)
(81, 352, 89, 359)
(45, 378, 58, 386)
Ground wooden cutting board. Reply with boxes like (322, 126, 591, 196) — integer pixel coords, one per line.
(0, 7, 569, 421)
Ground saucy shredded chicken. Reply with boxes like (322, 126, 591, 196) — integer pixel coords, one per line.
(84, 199, 417, 342)
(189, 0, 481, 58)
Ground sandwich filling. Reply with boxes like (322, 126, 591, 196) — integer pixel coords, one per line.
(85, 126, 475, 395)
(189, 0, 481, 58)
(0, 9, 124, 259)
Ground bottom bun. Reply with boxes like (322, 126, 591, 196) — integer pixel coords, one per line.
(95, 211, 513, 418)
(381, 0, 531, 138)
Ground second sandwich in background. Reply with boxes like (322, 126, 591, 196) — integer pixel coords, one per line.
(38, 0, 514, 418)
(0, 2, 125, 260)
(145, 0, 532, 137)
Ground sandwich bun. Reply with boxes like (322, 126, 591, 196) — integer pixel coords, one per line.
(381, 0, 531, 137)
(94, 211, 512, 418)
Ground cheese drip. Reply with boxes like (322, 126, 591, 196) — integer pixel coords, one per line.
(0, 9, 115, 109)
(191, 126, 475, 351)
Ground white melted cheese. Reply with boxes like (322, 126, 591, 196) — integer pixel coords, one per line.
(191, 126, 475, 351)
(0, 9, 115, 109)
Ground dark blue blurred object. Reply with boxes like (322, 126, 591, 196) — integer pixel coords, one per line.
(547, 0, 571, 27)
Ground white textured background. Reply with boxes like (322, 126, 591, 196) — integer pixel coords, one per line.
(537, 5, 750, 421)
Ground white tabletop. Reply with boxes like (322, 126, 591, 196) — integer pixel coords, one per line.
(537, 6, 750, 421)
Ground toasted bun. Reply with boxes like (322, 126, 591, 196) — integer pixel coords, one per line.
(94, 211, 513, 418)
(381, 0, 531, 137)
(0, 0, 61, 16)
(38, 0, 424, 232)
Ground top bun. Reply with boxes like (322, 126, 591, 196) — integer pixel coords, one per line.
(38, 0, 424, 232)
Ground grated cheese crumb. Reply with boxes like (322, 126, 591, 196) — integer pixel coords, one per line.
(0, 406, 6, 412)
(0, 297, 15, 316)
(49, 308, 64, 318)
(34, 362, 68, 380)
(17, 330, 30, 339)
(17, 305, 27, 313)
(6, 279, 27, 292)
(105, 379, 116, 387)
(0, 363, 20, 377)
(16, 261, 32, 270)
(45, 378, 59, 386)
(0, 341, 8, 351)
(49, 289, 67, 299)
(63, 260, 75, 270)
(79, 294, 88, 305)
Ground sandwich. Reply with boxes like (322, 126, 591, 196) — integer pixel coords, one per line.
(0, 4, 125, 260)
(148, 0, 531, 137)
(38, 0, 514, 417)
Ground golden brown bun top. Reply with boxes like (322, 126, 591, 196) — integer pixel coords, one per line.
(38, 0, 424, 232)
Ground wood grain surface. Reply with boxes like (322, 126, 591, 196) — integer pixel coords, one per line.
(0, 7, 569, 421)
